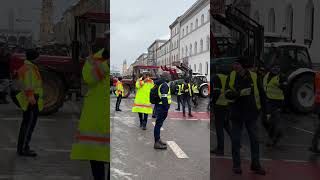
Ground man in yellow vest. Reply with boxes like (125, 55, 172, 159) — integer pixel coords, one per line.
(191, 81, 199, 108)
(115, 76, 124, 111)
(132, 72, 154, 130)
(225, 56, 265, 175)
(175, 81, 183, 111)
(262, 63, 285, 147)
(154, 71, 171, 149)
(181, 78, 193, 117)
(211, 70, 231, 155)
(70, 47, 110, 180)
(16, 49, 43, 157)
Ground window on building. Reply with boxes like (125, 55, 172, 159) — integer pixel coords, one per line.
(268, 8, 276, 32)
(196, 19, 199, 28)
(186, 26, 189, 34)
(304, 0, 314, 45)
(206, 36, 210, 50)
(194, 64, 197, 72)
(285, 4, 293, 40)
(254, 10, 260, 23)
(206, 62, 209, 75)
(176, 54, 178, 61)
(200, 39, 203, 52)
(194, 41, 197, 54)
(190, 44, 192, 56)
(191, 23, 193, 31)
(182, 29, 184, 36)
(201, 14, 204, 25)
(182, 47, 184, 58)
(199, 63, 202, 73)
(186, 46, 188, 56)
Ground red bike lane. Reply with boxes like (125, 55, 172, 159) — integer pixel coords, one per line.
(211, 157, 320, 180)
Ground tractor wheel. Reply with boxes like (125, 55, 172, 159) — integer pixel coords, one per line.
(40, 70, 66, 115)
(291, 75, 314, 113)
(123, 83, 131, 98)
(200, 84, 209, 98)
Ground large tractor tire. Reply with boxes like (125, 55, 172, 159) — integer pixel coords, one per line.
(290, 75, 314, 113)
(200, 84, 209, 98)
(122, 83, 131, 98)
(10, 71, 66, 115)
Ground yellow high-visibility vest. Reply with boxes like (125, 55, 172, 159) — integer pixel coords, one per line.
(263, 72, 284, 100)
(182, 83, 192, 96)
(71, 48, 110, 163)
(228, 70, 261, 110)
(16, 60, 44, 111)
(132, 78, 154, 114)
(177, 84, 182, 95)
(116, 81, 124, 97)
(215, 74, 229, 106)
(158, 83, 171, 105)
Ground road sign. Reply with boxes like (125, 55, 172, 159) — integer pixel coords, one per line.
(211, 0, 226, 15)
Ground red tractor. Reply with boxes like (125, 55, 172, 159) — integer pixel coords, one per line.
(9, 12, 110, 115)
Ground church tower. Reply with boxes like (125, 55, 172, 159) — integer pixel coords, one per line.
(39, 0, 54, 45)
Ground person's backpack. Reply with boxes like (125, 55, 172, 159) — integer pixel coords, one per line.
(150, 84, 161, 104)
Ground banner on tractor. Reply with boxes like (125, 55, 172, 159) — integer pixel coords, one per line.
(211, 0, 226, 15)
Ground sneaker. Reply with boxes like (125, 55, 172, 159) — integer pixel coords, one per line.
(154, 142, 167, 150)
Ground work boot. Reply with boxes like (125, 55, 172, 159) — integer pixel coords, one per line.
(309, 147, 320, 154)
(211, 148, 224, 156)
(19, 150, 37, 157)
(159, 139, 167, 145)
(188, 113, 193, 117)
(175, 108, 180, 111)
(154, 141, 167, 150)
(250, 166, 266, 175)
(232, 167, 242, 175)
(183, 113, 186, 117)
(142, 126, 147, 130)
(152, 115, 156, 118)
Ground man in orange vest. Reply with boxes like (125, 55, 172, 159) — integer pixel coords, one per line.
(310, 72, 320, 153)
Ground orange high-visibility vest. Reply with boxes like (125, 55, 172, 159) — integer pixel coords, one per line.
(315, 72, 320, 104)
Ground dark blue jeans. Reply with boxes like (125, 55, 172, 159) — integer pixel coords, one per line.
(154, 104, 169, 142)
(138, 113, 148, 127)
(214, 106, 231, 150)
(230, 111, 261, 168)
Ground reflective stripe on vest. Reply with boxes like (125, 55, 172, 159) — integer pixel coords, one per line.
(263, 73, 284, 100)
(133, 103, 152, 108)
(229, 71, 261, 110)
(158, 83, 172, 104)
(75, 131, 110, 146)
(216, 74, 228, 106)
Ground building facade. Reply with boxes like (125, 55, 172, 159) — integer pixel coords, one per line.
(147, 40, 167, 66)
(250, 0, 320, 62)
(179, 0, 210, 78)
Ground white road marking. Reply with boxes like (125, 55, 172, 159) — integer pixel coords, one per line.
(290, 126, 314, 135)
(151, 122, 164, 130)
(212, 155, 310, 163)
(167, 141, 189, 159)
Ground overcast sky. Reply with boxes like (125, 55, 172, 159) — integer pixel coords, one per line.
(0, 0, 78, 40)
(110, 0, 197, 72)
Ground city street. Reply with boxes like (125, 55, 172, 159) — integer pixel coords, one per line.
(111, 94, 210, 180)
(0, 100, 101, 180)
(211, 111, 320, 180)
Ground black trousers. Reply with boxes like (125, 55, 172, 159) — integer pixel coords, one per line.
(230, 110, 261, 168)
(138, 113, 148, 127)
(312, 115, 320, 149)
(214, 106, 231, 150)
(262, 100, 283, 141)
(192, 95, 198, 107)
(17, 100, 39, 153)
(182, 95, 192, 115)
(115, 95, 122, 110)
(90, 160, 109, 180)
(176, 95, 181, 110)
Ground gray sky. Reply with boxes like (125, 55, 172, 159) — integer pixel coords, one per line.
(110, 0, 197, 72)
(0, 0, 78, 40)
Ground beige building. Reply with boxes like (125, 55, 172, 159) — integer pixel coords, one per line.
(147, 40, 167, 66)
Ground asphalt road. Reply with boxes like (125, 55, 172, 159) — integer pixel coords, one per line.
(111, 94, 210, 180)
(0, 100, 104, 180)
(211, 110, 320, 180)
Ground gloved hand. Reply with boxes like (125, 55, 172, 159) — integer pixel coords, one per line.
(225, 90, 240, 100)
